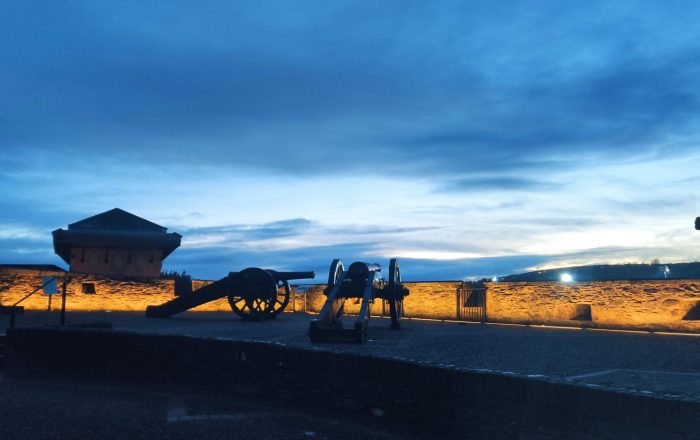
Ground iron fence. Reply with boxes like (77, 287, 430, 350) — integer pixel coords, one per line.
(456, 282, 486, 322)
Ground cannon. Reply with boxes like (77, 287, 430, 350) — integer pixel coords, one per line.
(696, 217, 700, 230)
(146, 267, 315, 320)
(308, 258, 409, 343)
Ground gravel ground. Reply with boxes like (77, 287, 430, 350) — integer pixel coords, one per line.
(5, 310, 700, 399)
(0, 376, 412, 440)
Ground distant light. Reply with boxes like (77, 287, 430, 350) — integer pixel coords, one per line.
(560, 273, 573, 283)
(492, 277, 498, 282)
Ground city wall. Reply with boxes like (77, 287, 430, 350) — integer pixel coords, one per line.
(0, 267, 175, 312)
(2, 267, 699, 332)
(486, 280, 700, 332)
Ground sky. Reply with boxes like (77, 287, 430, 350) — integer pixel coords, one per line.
(2, 1, 700, 281)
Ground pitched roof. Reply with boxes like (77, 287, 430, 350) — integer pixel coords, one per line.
(68, 208, 167, 232)
(52, 209, 182, 264)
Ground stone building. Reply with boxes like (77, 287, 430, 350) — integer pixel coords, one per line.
(52, 208, 181, 278)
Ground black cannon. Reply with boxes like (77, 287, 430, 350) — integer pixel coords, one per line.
(308, 258, 409, 343)
(696, 217, 700, 230)
(146, 267, 315, 320)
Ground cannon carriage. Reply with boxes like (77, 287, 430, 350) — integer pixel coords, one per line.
(146, 267, 315, 320)
(309, 258, 409, 343)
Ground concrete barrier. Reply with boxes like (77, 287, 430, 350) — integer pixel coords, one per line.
(5, 328, 698, 439)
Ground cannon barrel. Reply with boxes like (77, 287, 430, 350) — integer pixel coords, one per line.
(147, 267, 315, 319)
(146, 276, 235, 318)
(309, 258, 408, 343)
(347, 262, 381, 281)
(696, 217, 700, 230)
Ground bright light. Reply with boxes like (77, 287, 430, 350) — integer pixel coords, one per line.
(492, 277, 498, 282)
(560, 273, 573, 283)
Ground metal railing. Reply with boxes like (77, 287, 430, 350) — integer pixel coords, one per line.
(456, 282, 486, 322)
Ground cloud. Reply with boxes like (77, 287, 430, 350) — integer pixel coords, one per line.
(164, 239, 549, 282)
(0, 206, 71, 231)
(182, 219, 437, 241)
(436, 176, 556, 193)
(0, 236, 62, 266)
(165, 241, 378, 281)
(602, 196, 699, 215)
(3, 1, 700, 280)
(524, 243, 700, 272)
(183, 219, 315, 242)
(3, 1, 700, 179)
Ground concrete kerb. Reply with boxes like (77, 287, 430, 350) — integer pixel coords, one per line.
(5, 327, 699, 439)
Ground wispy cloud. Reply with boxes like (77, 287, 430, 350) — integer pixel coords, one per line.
(436, 176, 556, 193)
(2, 1, 700, 279)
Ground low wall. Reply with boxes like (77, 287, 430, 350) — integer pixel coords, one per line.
(0, 270, 459, 318)
(0, 267, 230, 312)
(3, 267, 700, 332)
(0, 267, 175, 312)
(487, 280, 700, 332)
(6, 328, 698, 439)
(297, 282, 461, 319)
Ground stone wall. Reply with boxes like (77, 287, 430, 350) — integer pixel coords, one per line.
(3, 266, 700, 332)
(297, 280, 700, 332)
(0, 267, 174, 312)
(290, 282, 461, 319)
(0, 266, 462, 318)
(0, 267, 236, 313)
(486, 280, 700, 332)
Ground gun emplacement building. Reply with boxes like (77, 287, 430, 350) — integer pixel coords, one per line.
(52, 208, 182, 279)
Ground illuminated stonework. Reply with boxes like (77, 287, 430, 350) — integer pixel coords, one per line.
(2, 266, 700, 333)
(486, 280, 700, 332)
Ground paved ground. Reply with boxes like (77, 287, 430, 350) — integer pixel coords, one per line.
(5, 310, 700, 401)
(0, 376, 410, 440)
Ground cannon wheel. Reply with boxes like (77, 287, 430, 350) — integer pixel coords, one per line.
(327, 259, 344, 287)
(387, 258, 403, 329)
(228, 268, 290, 320)
(326, 259, 345, 318)
(248, 279, 291, 318)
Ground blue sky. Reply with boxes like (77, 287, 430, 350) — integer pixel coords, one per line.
(2, 1, 700, 281)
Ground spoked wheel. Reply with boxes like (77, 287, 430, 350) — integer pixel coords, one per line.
(228, 292, 249, 317)
(228, 267, 290, 320)
(327, 259, 344, 290)
(326, 259, 345, 318)
(387, 258, 403, 329)
(248, 280, 290, 317)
